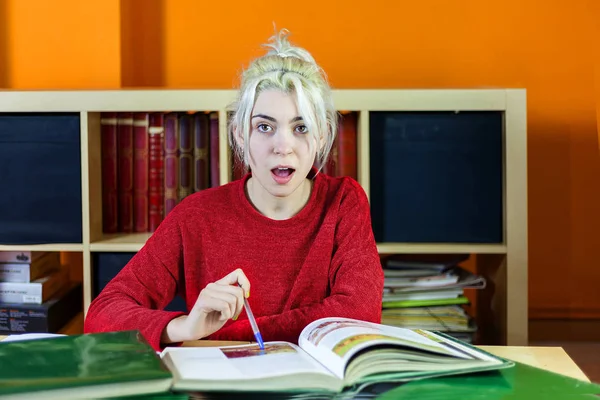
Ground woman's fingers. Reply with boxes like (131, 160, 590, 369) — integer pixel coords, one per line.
(213, 283, 245, 319)
(203, 284, 239, 320)
(185, 269, 251, 340)
(201, 295, 235, 321)
(216, 268, 251, 298)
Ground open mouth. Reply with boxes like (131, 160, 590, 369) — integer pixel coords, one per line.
(271, 167, 296, 184)
(271, 167, 295, 177)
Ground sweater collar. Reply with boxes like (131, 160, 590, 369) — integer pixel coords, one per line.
(236, 167, 323, 228)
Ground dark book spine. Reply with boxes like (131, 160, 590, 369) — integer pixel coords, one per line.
(337, 112, 358, 180)
(178, 113, 194, 201)
(163, 113, 179, 217)
(193, 113, 210, 192)
(148, 113, 165, 232)
(101, 112, 119, 233)
(117, 112, 134, 232)
(133, 112, 149, 233)
(209, 112, 220, 187)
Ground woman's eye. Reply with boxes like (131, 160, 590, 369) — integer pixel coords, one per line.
(257, 123, 272, 133)
(295, 125, 308, 134)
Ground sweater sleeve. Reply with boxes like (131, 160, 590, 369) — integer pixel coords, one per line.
(209, 179, 384, 344)
(84, 207, 187, 350)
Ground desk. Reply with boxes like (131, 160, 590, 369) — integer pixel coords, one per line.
(0, 335, 589, 382)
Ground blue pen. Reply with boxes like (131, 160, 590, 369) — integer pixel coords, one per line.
(238, 284, 265, 350)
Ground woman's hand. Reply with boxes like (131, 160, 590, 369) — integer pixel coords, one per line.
(161, 268, 250, 344)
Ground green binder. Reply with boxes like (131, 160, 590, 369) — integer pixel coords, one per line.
(379, 360, 600, 399)
(0, 330, 173, 399)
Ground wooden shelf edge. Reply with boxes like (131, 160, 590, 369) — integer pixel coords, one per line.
(88, 239, 508, 254)
(89, 244, 144, 252)
(89, 233, 151, 252)
(377, 243, 508, 254)
(0, 244, 84, 252)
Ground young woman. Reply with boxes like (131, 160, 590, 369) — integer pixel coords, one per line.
(84, 29, 384, 351)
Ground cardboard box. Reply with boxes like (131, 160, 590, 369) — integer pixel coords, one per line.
(0, 253, 61, 283)
(0, 267, 68, 304)
(0, 283, 82, 333)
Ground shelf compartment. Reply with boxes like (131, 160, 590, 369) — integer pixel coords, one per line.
(0, 112, 83, 245)
(86, 110, 226, 243)
(91, 251, 186, 312)
(369, 110, 504, 244)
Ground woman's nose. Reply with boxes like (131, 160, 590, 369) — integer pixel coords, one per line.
(272, 129, 293, 155)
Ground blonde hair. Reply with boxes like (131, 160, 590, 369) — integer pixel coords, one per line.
(228, 29, 338, 171)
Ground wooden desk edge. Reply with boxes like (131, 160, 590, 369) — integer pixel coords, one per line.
(478, 345, 590, 382)
(0, 336, 590, 382)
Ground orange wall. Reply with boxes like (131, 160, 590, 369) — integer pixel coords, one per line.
(2, 0, 600, 318)
(4, 0, 121, 88)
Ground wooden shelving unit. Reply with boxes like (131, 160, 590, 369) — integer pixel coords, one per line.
(0, 88, 528, 345)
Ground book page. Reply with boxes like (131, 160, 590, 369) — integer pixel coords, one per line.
(1, 333, 66, 342)
(160, 341, 336, 382)
(298, 317, 480, 379)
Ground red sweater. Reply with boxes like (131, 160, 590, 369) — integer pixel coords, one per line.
(84, 171, 384, 351)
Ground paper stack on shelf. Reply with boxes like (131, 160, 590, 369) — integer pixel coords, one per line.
(0, 251, 81, 334)
(381, 256, 484, 343)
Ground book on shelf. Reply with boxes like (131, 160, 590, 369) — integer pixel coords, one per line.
(148, 113, 165, 232)
(117, 112, 135, 233)
(160, 317, 512, 394)
(133, 112, 150, 233)
(101, 111, 217, 234)
(164, 112, 179, 217)
(322, 111, 358, 179)
(100, 112, 119, 234)
(193, 112, 211, 192)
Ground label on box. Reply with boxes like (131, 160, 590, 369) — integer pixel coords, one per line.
(22, 295, 41, 303)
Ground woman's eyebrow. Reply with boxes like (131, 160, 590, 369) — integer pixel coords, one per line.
(251, 114, 303, 123)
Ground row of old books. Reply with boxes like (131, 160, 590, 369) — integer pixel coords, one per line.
(0, 251, 81, 334)
(322, 111, 358, 179)
(101, 110, 359, 234)
(380, 255, 484, 343)
(101, 111, 220, 234)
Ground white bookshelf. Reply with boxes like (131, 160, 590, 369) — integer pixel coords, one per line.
(0, 88, 528, 345)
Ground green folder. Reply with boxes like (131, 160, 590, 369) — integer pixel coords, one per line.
(378, 360, 600, 399)
(0, 330, 173, 399)
(382, 296, 470, 309)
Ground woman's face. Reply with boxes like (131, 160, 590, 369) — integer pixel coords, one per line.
(245, 89, 318, 202)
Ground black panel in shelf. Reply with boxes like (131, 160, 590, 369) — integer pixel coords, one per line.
(369, 111, 503, 243)
(92, 252, 187, 312)
(0, 113, 83, 244)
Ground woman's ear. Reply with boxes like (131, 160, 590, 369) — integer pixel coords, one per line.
(233, 124, 244, 148)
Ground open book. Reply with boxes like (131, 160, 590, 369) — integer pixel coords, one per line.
(160, 317, 514, 394)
